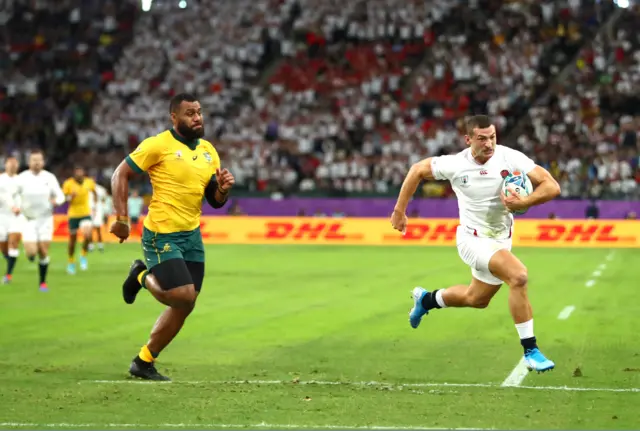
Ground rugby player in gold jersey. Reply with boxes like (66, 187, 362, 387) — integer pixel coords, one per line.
(110, 93, 234, 381)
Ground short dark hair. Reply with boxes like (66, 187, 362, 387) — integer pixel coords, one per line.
(465, 115, 493, 136)
(170, 93, 199, 114)
(30, 149, 44, 157)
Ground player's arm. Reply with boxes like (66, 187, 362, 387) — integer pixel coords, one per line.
(89, 180, 98, 213)
(112, 139, 160, 220)
(62, 180, 75, 202)
(523, 165, 561, 207)
(0, 177, 18, 213)
(204, 176, 229, 209)
(203, 150, 234, 209)
(50, 175, 66, 206)
(91, 182, 98, 202)
(393, 157, 437, 213)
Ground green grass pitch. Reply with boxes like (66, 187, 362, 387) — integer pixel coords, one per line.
(1, 243, 639, 429)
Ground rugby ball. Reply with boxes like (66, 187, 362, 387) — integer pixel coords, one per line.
(502, 171, 533, 215)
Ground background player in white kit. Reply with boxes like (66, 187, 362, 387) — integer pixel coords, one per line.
(390, 115, 561, 373)
(88, 182, 108, 253)
(14, 150, 65, 291)
(0, 156, 25, 284)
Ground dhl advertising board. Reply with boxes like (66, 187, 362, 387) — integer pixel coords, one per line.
(51, 215, 640, 248)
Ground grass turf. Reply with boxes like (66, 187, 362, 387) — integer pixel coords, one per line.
(0, 243, 638, 429)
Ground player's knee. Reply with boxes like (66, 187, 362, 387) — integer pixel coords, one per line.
(508, 269, 528, 289)
(173, 285, 197, 310)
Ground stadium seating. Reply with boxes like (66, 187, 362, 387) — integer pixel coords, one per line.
(1, 0, 637, 201)
(0, 0, 138, 185)
(511, 3, 640, 200)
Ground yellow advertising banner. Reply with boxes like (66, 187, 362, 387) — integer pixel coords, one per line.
(52, 215, 640, 248)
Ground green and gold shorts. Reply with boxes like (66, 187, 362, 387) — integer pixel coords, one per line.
(141, 227, 205, 269)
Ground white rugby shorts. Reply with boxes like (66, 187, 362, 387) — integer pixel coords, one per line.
(456, 225, 512, 285)
(22, 216, 54, 243)
(92, 210, 104, 227)
(0, 214, 26, 241)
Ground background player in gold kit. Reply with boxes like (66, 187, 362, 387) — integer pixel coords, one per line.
(110, 93, 235, 381)
(62, 167, 97, 274)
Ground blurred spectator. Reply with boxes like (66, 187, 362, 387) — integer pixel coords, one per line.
(0, 0, 637, 205)
(0, 0, 138, 182)
(512, 2, 639, 201)
(585, 199, 599, 219)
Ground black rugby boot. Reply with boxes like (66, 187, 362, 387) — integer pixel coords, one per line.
(129, 356, 171, 381)
(122, 259, 147, 304)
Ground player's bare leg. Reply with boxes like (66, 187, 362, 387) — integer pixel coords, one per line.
(94, 226, 104, 252)
(408, 279, 500, 327)
(4, 232, 21, 283)
(0, 240, 8, 259)
(120, 260, 201, 381)
(67, 231, 78, 274)
(440, 279, 502, 308)
(409, 249, 554, 372)
(145, 285, 198, 353)
(23, 241, 42, 290)
(0, 240, 7, 284)
(37, 241, 51, 291)
(487, 250, 553, 372)
(79, 224, 92, 270)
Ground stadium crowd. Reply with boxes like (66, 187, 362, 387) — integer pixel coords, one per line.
(0, 0, 638, 202)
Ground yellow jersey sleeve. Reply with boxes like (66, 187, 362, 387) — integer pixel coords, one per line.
(126, 137, 162, 173)
(62, 179, 72, 196)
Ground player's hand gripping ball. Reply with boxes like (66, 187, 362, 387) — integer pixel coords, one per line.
(500, 171, 533, 215)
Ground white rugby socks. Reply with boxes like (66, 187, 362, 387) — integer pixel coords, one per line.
(435, 289, 448, 308)
(515, 319, 534, 339)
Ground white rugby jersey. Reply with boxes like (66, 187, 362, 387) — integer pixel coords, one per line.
(431, 145, 536, 239)
(90, 183, 107, 212)
(0, 173, 19, 216)
(16, 169, 65, 219)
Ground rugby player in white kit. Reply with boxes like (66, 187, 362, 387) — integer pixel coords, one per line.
(14, 150, 65, 291)
(0, 156, 25, 284)
(390, 115, 561, 372)
(89, 182, 108, 253)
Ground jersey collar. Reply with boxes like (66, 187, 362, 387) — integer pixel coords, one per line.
(170, 128, 199, 150)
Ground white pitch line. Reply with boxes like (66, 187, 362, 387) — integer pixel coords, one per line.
(84, 379, 494, 388)
(500, 357, 530, 387)
(585, 279, 596, 288)
(517, 385, 639, 393)
(606, 251, 615, 261)
(0, 423, 491, 430)
(592, 270, 602, 277)
(597, 263, 607, 271)
(557, 305, 576, 320)
(82, 378, 640, 393)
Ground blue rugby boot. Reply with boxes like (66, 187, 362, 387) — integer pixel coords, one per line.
(409, 287, 429, 329)
(524, 348, 555, 373)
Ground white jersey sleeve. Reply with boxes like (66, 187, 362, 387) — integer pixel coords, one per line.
(0, 174, 18, 215)
(49, 172, 66, 206)
(503, 146, 536, 175)
(431, 154, 459, 181)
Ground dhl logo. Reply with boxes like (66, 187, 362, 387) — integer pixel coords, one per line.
(383, 223, 458, 241)
(249, 222, 363, 241)
(520, 223, 636, 244)
(47, 216, 639, 248)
